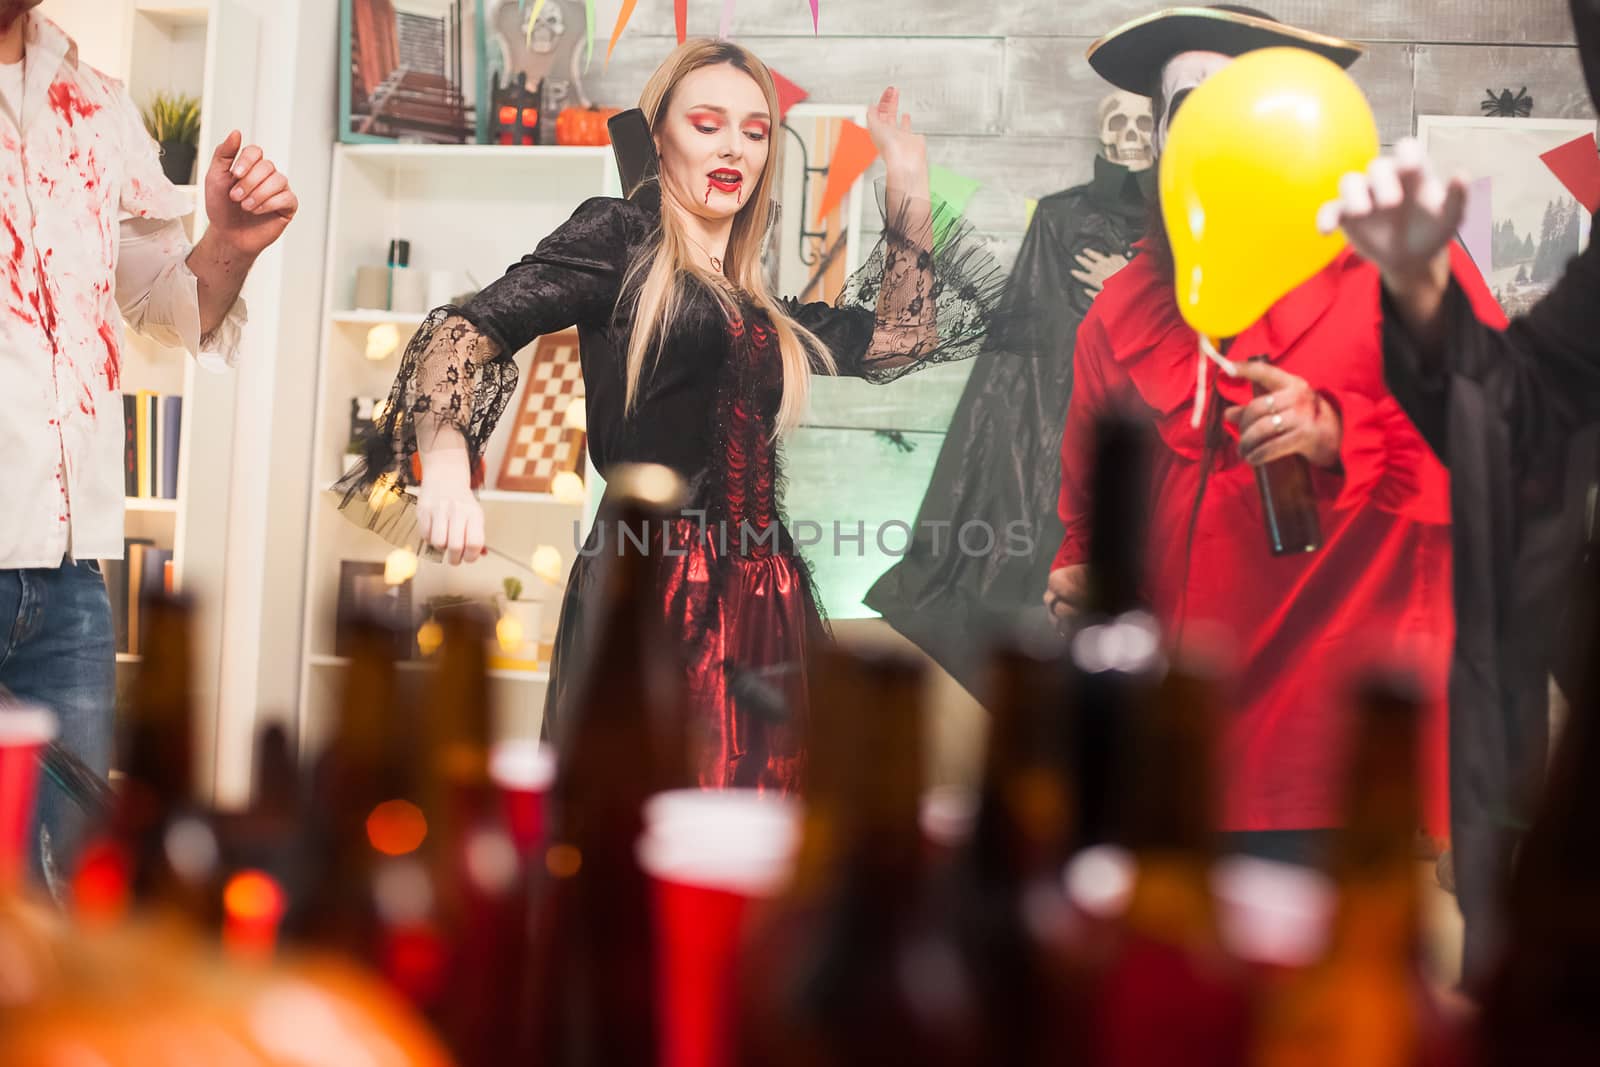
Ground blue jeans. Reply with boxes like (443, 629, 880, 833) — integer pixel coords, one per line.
(0, 561, 115, 894)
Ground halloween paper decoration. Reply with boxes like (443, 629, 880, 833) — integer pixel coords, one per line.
(1540, 132, 1600, 213)
(771, 68, 809, 120)
(813, 119, 878, 225)
(607, 0, 638, 63)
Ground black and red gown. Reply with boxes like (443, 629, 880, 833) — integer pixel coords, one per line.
(344, 186, 1006, 793)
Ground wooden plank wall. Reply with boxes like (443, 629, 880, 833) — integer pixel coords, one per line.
(583, 0, 1592, 257)
(575, 0, 1593, 616)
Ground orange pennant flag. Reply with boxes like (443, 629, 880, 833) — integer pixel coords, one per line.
(814, 120, 879, 225)
(607, 0, 639, 64)
(675, 0, 688, 42)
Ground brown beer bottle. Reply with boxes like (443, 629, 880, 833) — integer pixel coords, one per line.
(418, 610, 526, 1067)
(515, 463, 692, 1066)
(1478, 548, 1600, 1065)
(294, 619, 415, 968)
(1252, 674, 1463, 1067)
(738, 640, 982, 1067)
(943, 638, 1084, 1065)
(1245, 355, 1321, 555)
(76, 594, 220, 927)
(1092, 659, 1254, 1067)
(1068, 412, 1162, 853)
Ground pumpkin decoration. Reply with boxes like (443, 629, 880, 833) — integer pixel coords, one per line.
(555, 106, 622, 147)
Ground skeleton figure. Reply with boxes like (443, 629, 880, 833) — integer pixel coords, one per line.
(492, 0, 591, 110)
(1099, 91, 1155, 172)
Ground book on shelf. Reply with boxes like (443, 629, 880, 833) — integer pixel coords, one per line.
(124, 391, 183, 500)
(106, 539, 173, 655)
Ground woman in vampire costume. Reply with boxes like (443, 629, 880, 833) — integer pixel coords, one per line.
(339, 39, 1006, 793)
(1045, 6, 1507, 869)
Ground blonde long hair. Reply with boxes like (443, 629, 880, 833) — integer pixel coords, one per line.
(624, 39, 835, 436)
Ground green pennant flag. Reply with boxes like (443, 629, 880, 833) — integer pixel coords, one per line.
(928, 164, 981, 251)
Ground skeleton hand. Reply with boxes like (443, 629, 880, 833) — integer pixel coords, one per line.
(1070, 248, 1130, 297)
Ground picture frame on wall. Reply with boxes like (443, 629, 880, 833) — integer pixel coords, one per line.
(339, 0, 487, 144)
(1418, 115, 1598, 317)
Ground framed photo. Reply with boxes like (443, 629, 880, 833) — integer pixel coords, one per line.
(1418, 115, 1597, 316)
(339, 0, 486, 145)
(335, 561, 415, 657)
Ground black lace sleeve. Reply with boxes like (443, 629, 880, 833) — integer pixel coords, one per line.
(337, 196, 651, 501)
(781, 192, 1011, 383)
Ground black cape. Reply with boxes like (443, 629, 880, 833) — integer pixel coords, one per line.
(864, 156, 1152, 694)
(1381, 0, 1600, 984)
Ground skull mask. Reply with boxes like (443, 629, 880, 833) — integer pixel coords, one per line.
(1099, 91, 1154, 172)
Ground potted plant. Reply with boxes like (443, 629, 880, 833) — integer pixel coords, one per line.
(494, 577, 544, 671)
(143, 92, 202, 186)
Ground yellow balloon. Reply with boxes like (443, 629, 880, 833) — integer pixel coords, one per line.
(1159, 48, 1379, 339)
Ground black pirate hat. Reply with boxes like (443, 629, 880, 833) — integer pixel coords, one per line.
(1087, 5, 1364, 96)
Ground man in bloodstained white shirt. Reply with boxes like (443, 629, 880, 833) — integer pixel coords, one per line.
(1, 0, 298, 889)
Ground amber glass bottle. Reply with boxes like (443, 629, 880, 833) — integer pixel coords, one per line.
(737, 640, 983, 1067)
(515, 463, 692, 1066)
(1253, 674, 1463, 1067)
(1092, 661, 1254, 1067)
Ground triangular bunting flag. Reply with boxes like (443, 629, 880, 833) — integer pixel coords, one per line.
(928, 163, 981, 250)
(584, 0, 596, 68)
(675, 0, 688, 43)
(771, 68, 809, 121)
(720, 0, 736, 38)
(606, 0, 638, 65)
(1024, 198, 1039, 229)
(808, 0, 819, 32)
(814, 120, 879, 225)
(1540, 132, 1600, 214)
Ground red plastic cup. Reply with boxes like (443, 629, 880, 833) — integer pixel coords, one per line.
(0, 704, 57, 889)
(638, 790, 801, 1067)
(489, 740, 556, 856)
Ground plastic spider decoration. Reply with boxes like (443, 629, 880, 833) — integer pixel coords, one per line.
(1482, 87, 1534, 118)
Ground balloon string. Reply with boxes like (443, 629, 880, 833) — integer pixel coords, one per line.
(1192, 334, 1237, 429)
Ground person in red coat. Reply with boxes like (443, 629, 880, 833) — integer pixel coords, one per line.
(1045, 6, 1508, 865)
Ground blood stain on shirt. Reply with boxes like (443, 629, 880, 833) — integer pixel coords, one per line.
(47, 82, 101, 127)
(97, 321, 120, 391)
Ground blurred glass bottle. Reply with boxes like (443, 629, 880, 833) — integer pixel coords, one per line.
(417, 611, 525, 1067)
(515, 463, 692, 1066)
(1478, 547, 1600, 1065)
(1065, 412, 1163, 855)
(1091, 659, 1254, 1067)
(942, 637, 1086, 1065)
(76, 594, 221, 930)
(737, 640, 983, 1067)
(294, 619, 418, 974)
(1253, 673, 1463, 1067)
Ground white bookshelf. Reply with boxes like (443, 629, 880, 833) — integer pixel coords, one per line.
(296, 143, 621, 753)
